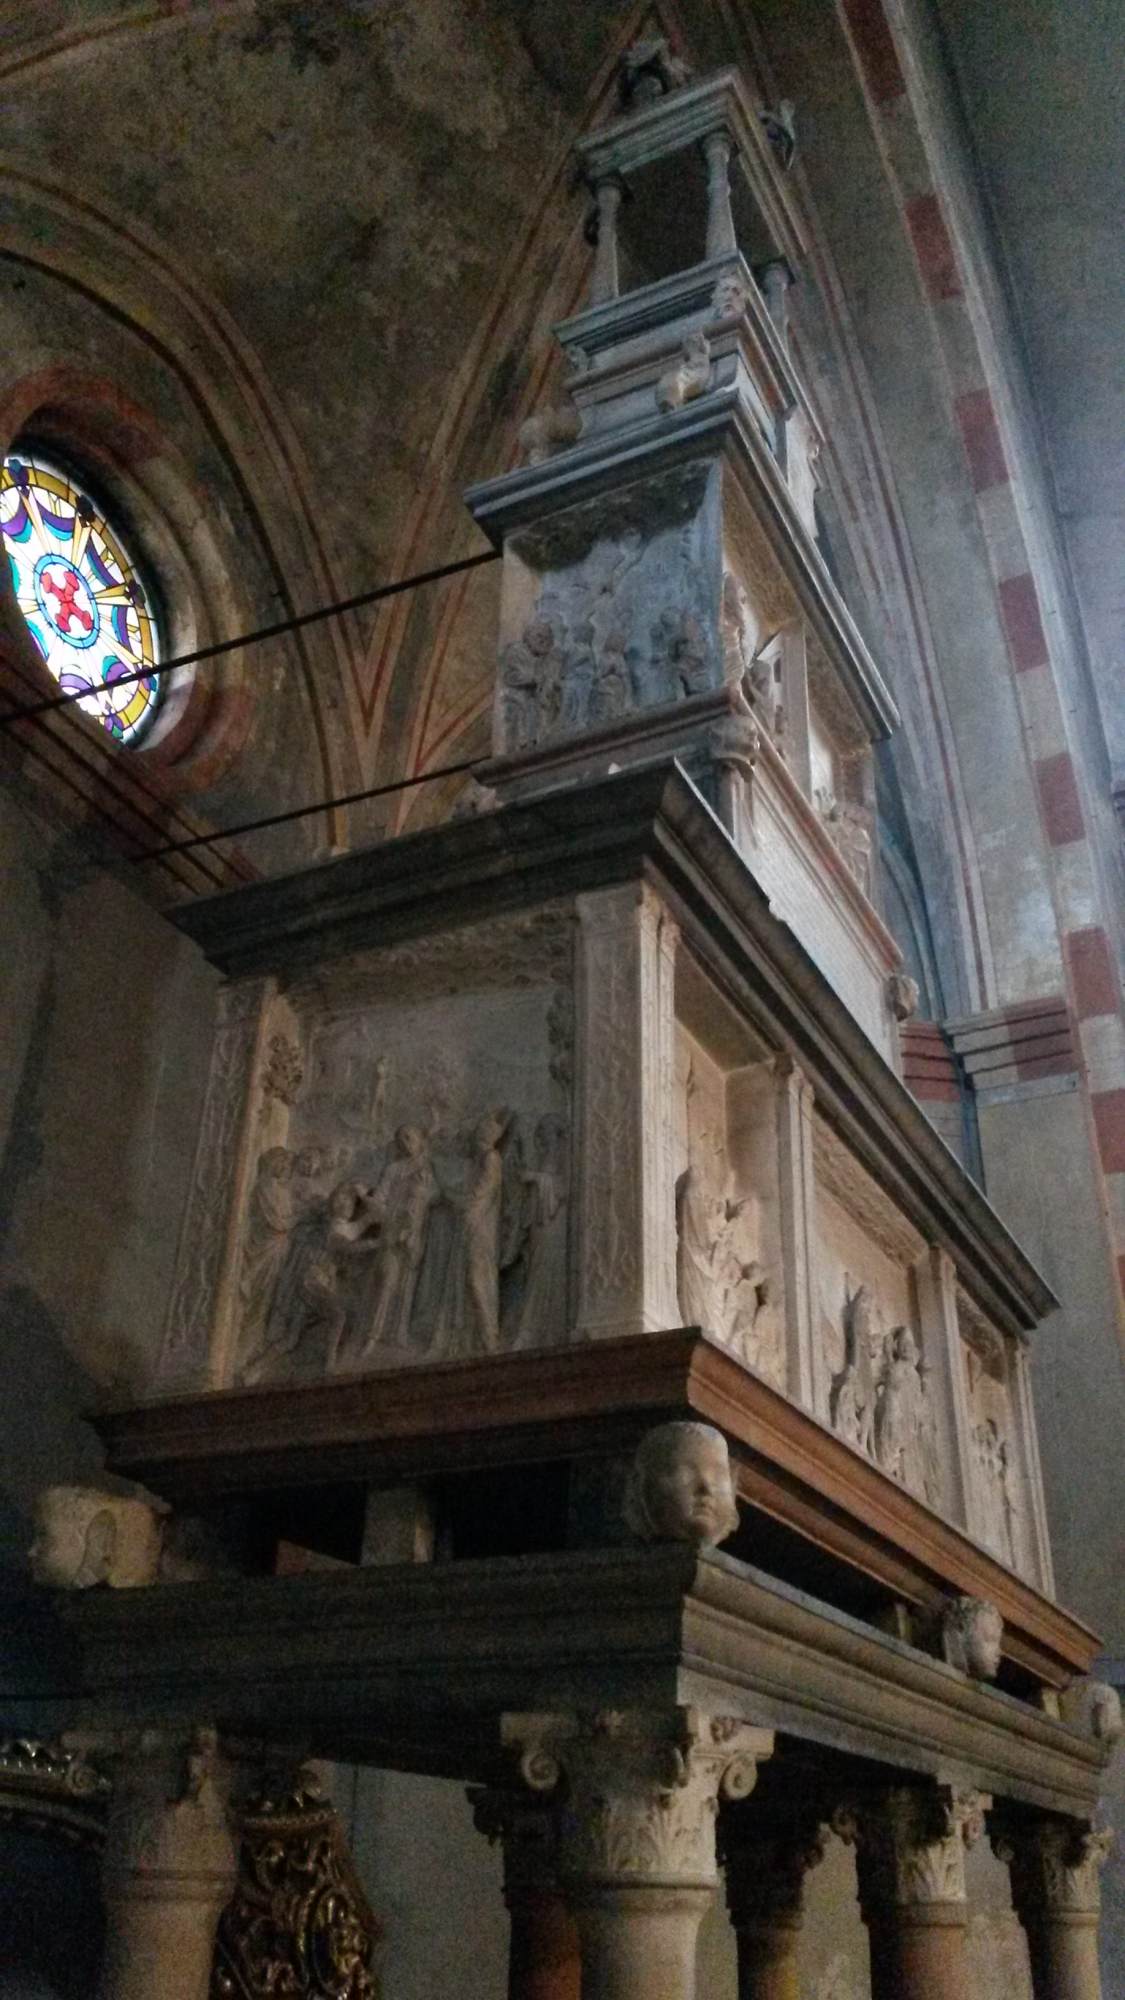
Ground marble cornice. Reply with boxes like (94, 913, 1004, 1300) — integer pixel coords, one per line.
(173, 760, 1054, 1336)
(0, 1547, 1103, 1821)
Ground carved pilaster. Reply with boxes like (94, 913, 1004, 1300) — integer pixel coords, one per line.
(721, 1803, 826, 2000)
(574, 886, 679, 1340)
(836, 1785, 988, 2000)
(470, 1786, 579, 2000)
(212, 1761, 381, 1999)
(773, 1055, 816, 1410)
(995, 1817, 1113, 2000)
(502, 1708, 773, 2000)
(912, 1247, 974, 1524)
(95, 1726, 237, 2000)
(155, 977, 273, 1395)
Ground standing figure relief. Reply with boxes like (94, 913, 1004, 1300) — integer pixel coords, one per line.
(496, 525, 719, 755)
(234, 1065, 570, 1384)
(829, 1279, 941, 1507)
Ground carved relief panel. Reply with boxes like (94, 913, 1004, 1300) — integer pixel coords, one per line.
(672, 956, 785, 1389)
(814, 1123, 946, 1511)
(213, 911, 575, 1389)
(958, 1293, 1044, 1583)
(496, 462, 724, 758)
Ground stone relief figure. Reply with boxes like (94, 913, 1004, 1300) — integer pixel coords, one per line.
(973, 1416, 1020, 1567)
(830, 1286, 940, 1505)
(510, 1114, 569, 1347)
(588, 624, 635, 727)
(344, 1125, 440, 1363)
(941, 1595, 1004, 1680)
(558, 617, 597, 734)
(874, 1325, 927, 1484)
(829, 1280, 882, 1456)
(675, 1159, 737, 1331)
(245, 1177, 381, 1383)
(725, 1245, 782, 1387)
(237, 1146, 340, 1355)
(622, 1421, 739, 1548)
(649, 606, 710, 702)
(434, 1108, 513, 1357)
(817, 791, 873, 899)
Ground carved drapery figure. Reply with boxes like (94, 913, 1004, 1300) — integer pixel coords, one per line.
(345, 1126, 440, 1361)
(238, 1148, 313, 1353)
(830, 1280, 882, 1456)
(246, 1178, 381, 1383)
(973, 1416, 1020, 1567)
(875, 1326, 927, 1485)
(434, 1108, 512, 1356)
(510, 1113, 569, 1346)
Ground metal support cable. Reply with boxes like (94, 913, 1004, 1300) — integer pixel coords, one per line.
(1, 547, 500, 727)
(132, 754, 482, 866)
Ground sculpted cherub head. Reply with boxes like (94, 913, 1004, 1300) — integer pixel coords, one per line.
(942, 1595, 1004, 1680)
(29, 1486, 164, 1591)
(623, 1422, 740, 1549)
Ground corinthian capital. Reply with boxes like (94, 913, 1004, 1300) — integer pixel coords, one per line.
(996, 1816, 1114, 1918)
(835, 1784, 990, 1913)
(502, 1708, 773, 1889)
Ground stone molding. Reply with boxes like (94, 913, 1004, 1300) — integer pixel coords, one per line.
(502, 1708, 773, 1888)
(10, 1549, 1104, 1822)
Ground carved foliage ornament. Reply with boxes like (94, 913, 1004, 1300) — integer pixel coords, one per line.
(504, 1708, 770, 1887)
(834, 1787, 989, 1912)
(212, 1767, 381, 2000)
(997, 1819, 1114, 1919)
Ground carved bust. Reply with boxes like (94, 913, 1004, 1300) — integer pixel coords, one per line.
(942, 1595, 1004, 1680)
(1061, 1678, 1124, 1746)
(623, 1421, 740, 1548)
(29, 1485, 164, 1590)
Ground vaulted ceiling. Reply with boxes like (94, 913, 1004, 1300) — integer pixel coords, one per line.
(3, 0, 1119, 1013)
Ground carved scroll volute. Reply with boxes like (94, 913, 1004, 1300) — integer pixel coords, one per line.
(502, 1708, 773, 1889)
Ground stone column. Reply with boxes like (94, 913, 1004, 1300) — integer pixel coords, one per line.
(504, 1707, 773, 2000)
(589, 175, 625, 304)
(574, 885, 679, 1340)
(721, 1805, 826, 2000)
(837, 1784, 988, 2000)
(470, 1786, 581, 2000)
(702, 132, 736, 260)
(997, 1817, 1113, 2000)
(97, 1727, 237, 2000)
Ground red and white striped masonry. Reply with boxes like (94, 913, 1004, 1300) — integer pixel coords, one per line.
(838, 0, 1125, 1305)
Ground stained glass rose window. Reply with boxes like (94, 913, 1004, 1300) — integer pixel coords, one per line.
(1, 447, 162, 745)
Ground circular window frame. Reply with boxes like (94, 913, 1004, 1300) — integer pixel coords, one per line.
(4, 438, 168, 748)
(0, 370, 254, 792)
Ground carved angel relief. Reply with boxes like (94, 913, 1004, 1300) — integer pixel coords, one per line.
(829, 1280, 941, 1506)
